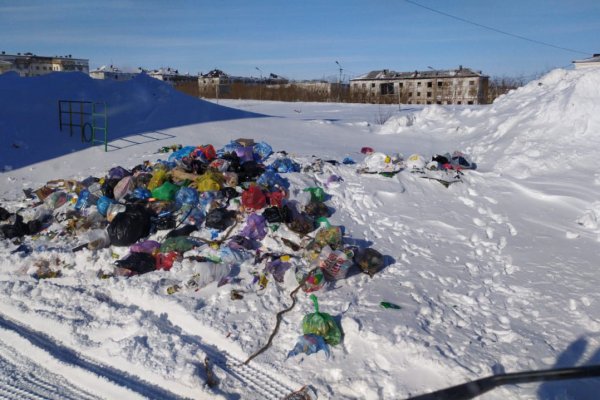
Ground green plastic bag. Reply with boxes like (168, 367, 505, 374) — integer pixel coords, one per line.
(159, 236, 197, 253)
(151, 181, 180, 201)
(302, 294, 342, 346)
(304, 187, 326, 203)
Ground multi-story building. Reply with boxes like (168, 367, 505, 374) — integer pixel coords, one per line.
(89, 65, 140, 81)
(0, 52, 89, 77)
(147, 67, 197, 85)
(350, 66, 489, 105)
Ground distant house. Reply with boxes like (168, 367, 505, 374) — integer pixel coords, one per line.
(89, 65, 139, 81)
(148, 67, 197, 85)
(350, 66, 489, 105)
(0, 51, 89, 77)
(573, 54, 600, 69)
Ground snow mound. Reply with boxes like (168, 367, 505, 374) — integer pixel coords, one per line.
(377, 68, 600, 178)
(0, 72, 262, 171)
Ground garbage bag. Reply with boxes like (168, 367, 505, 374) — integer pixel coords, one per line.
(242, 185, 266, 210)
(257, 170, 289, 190)
(313, 226, 343, 250)
(302, 294, 342, 345)
(147, 168, 168, 191)
(318, 245, 354, 281)
(267, 190, 285, 208)
(354, 247, 384, 277)
(192, 144, 217, 162)
(108, 166, 131, 180)
(304, 201, 330, 218)
(175, 186, 199, 208)
(235, 146, 254, 163)
(205, 208, 236, 231)
(264, 258, 291, 283)
(287, 334, 330, 359)
(196, 171, 223, 192)
(107, 204, 152, 246)
(160, 236, 199, 253)
(165, 224, 198, 239)
(96, 195, 116, 217)
(113, 176, 136, 201)
(240, 213, 267, 240)
(167, 145, 196, 162)
(237, 161, 264, 182)
(269, 158, 300, 173)
(151, 181, 180, 201)
(101, 178, 121, 199)
(131, 187, 152, 200)
(0, 206, 10, 221)
(303, 187, 326, 203)
(262, 205, 292, 223)
(114, 252, 155, 274)
(253, 141, 273, 162)
(155, 251, 179, 271)
(130, 240, 161, 254)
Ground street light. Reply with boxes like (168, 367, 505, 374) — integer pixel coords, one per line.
(255, 66, 263, 101)
(335, 61, 343, 102)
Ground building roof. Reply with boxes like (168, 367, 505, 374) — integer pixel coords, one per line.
(572, 54, 600, 64)
(351, 66, 486, 81)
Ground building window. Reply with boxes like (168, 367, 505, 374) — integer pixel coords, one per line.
(408, 92, 413, 97)
(468, 101, 474, 105)
(469, 80, 475, 85)
(417, 92, 421, 96)
(427, 92, 432, 97)
(371, 83, 375, 88)
(407, 101, 412, 104)
(399, 82, 403, 88)
(427, 101, 432, 104)
(427, 82, 432, 88)
(417, 82, 422, 87)
(457, 101, 462, 105)
(438, 81, 443, 87)
(436, 101, 442, 104)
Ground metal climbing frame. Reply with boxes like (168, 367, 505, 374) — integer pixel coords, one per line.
(58, 100, 108, 152)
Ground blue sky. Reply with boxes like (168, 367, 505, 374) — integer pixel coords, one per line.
(1, 0, 598, 81)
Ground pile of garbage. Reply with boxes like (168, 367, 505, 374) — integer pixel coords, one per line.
(358, 148, 477, 186)
(0, 139, 389, 358)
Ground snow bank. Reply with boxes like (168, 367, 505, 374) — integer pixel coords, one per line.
(379, 68, 600, 178)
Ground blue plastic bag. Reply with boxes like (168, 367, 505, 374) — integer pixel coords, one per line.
(131, 187, 152, 200)
(218, 140, 243, 157)
(256, 170, 289, 190)
(268, 158, 300, 173)
(253, 142, 273, 162)
(96, 195, 116, 217)
(287, 334, 330, 358)
(167, 146, 196, 162)
(175, 186, 199, 208)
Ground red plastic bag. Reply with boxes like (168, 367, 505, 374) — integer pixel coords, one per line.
(267, 190, 285, 208)
(155, 251, 179, 271)
(242, 185, 267, 210)
(193, 145, 216, 162)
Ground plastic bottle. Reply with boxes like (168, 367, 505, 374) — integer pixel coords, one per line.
(380, 301, 402, 310)
(75, 189, 91, 211)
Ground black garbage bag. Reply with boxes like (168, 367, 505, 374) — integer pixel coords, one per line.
(101, 178, 121, 199)
(115, 252, 156, 275)
(205, 207, 236, 231)
(262, 205, 292, 223)
(107, 204, 152, 246)
(288, 213, 315, 235)
(221, 152, 241, 172)
(354, 248, 384, 277)
(165, 224, 197, 239)
(304, 201, 331, 218)
(190, 158, 208, 175)
(237, 161, 264, 182)
(220, 187, 239, 200)
(153, 214, 177, 230)
(0, 214, 29, 239)
(0, 206, 11, 221)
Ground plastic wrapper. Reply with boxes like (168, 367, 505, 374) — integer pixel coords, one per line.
(240, 213, 267, 241)
(302, 294, 342, 346)
(287, 334, 330, 358)
(318, 245, 354, 281)
(296, 267, 324, 293)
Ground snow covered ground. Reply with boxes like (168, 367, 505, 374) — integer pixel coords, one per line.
(1, 67, 600, 400)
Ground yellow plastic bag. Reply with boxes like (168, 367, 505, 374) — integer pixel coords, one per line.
(147, 169, 168, 191)
(196, 171, 223, 192)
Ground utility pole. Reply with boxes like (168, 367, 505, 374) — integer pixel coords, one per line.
(255, 66, 263, 101)
(335, 61, 343, 102)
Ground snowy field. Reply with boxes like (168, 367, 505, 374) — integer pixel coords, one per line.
(1, 68, 600, 400)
